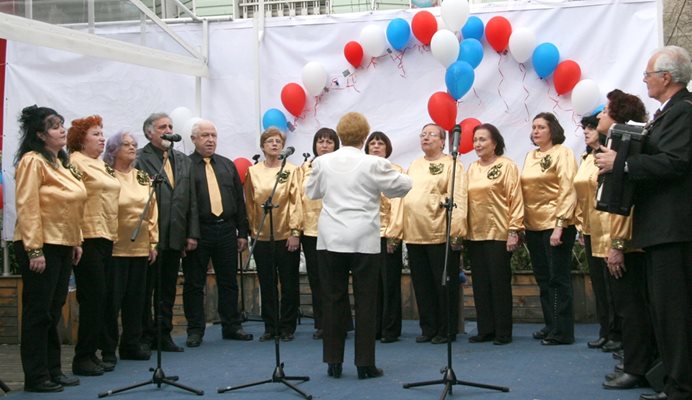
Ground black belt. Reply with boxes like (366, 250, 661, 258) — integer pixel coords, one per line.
(203, 218, 229, 225)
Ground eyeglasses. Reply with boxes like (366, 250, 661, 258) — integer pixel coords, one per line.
(642, 70, 667, 78)
(419, 132, 440, 138)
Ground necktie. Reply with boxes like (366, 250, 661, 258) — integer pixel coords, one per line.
(204, 157, 223, 216)
(653, 108, 662, 120)
(163, 152, 175, 188)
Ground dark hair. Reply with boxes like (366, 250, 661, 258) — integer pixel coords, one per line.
(532, 112, 565, 145)
(364, 131, 393, 158)
(312, 127, 340, 157)
(580, 112, 604, 155)
(15, 105, 69, 167)
(606, 89, 648, 124)
(473, 123, 505, 156)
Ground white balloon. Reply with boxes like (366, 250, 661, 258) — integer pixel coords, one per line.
(301, 62, 328, 97)
(169, 106, 192, 136)
(571, 79, 602, 115)
(430, 30, 460, 68)
(182, 117, 203, 154)
(441, 0, 469, 33)
(508, 28, 536, 64)
(359, 25, 387, 58)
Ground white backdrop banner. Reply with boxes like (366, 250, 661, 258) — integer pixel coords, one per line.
(2, 0, 660, 240)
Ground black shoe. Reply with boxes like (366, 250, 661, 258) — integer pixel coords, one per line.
(119, 345, 151, 361)
(602, 372, 644, 389)
(51, 373, 80, 387)
(469, 334, 494, 343)
(605, 371, 623, 381)
(25, 380, 63, 393)
(640, 392, 667, 400)
(259, 332, 274, 342)
(90, 355, 115, 372)
(186, 333, 203, 347)
(161, 337, 184, 352)
(280, 332, 295, 342)
(431, 335, 448, 344)
(541, 337, 574, 346)
(102, 352, 118, 365)
(415, 335, 432, 343)
(493, 337, 512, 345)
(312, 329, 323, 340)
(532, 329, 549, 340)
(588, 337, 608, 349)
(380, 336, 398, 343)
(327, 363, 342, 378)
(613, 349, 624, 360)
(357, 366, 384, 379)
(72, 357, 104, 376)
(615, 362, 624, 372)
(223, 329, 253, 341)
(602, 340, 623, 352)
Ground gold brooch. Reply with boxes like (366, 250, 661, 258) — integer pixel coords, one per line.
(68, 164, 83, 180)
(487, 163, 503, 180)
(540, 154, 552, 172)
(429, 163, 444, 175)
(105, 163, 116, 178)
(136, 169, 150, 186)
(277, 170, 290, 184)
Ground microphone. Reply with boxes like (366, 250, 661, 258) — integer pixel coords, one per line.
(451, 124, 461, 155)
(278, 146, 295, 160)
(252, 154, 261, 165)
(161, 133, 182, 142)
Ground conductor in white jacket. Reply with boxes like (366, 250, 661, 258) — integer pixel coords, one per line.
(306, 112, 412, 380)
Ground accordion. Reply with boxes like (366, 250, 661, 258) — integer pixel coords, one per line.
(595, 123, 648, 215)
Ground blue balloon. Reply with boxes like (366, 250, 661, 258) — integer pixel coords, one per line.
(458, 38, 484, 69)
(532, 42, 560, 79)
(445, 61, 475, 101)
(386, 18, 411, 51)
(461, 16, 484, 40)
(262, 108, 288, 132)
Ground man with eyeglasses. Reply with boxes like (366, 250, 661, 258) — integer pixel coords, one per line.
(596, 46, 692, 400)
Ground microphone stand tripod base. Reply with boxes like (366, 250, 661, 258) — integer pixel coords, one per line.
(217, 362, 311, 399)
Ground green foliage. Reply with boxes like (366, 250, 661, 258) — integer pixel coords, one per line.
(465, 241, 589, 273)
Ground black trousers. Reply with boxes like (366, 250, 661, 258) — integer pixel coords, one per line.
(73, 238, 112, 361)
(525, 226, 577, 343)
(644, 241, 692, 400)
(142, 249, 181, 342)
(182, 222, 242, 336)
(102, 256, 148, 353)
(14, 242, 72, 386)
(467, 240, 513, 340)
(583, 235, 621, 341)
(301, 235, 322, 330)
(407, 243, 460, 338)
(254, 239, 300, 335)
(609, 252, 656, 376)
(318, 250, 379, 366)
(376, 238, 403, 340)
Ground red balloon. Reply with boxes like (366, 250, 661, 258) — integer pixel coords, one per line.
(553, 60, 582, 95)
(460, 117, 481, 154)
(427, 92, 458, 131)
(412, 11, 438, 46)
(233, 157, 253, 184)
(485, 16, 512, 53)
(344, 41, 364, 69)
(281, 83, 306, 117)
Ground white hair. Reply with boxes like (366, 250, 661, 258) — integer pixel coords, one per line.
(653, 45, 692, 85)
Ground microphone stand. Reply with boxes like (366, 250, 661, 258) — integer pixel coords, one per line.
(218, 154, 312, 400)
(0, 378, 10, 393)
(99, 144, 204, 398)
(403, 126, 509, 399)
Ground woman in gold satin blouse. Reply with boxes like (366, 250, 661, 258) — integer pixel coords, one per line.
(66, 115, 121, 375)
(244, 127, 303, 342)
(520, 112, 578, 345)
(403, 123, 467, 344)
(14, 105, 87, 392)
(466, 124, 523, 345)
(365, 131, 405, 343)
(101, 131, 159, 363)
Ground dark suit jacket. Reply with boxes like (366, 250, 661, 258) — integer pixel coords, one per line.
(628, 88, 692, 248)
(136, 143, 200, 251)
(188, 151, 249, 238)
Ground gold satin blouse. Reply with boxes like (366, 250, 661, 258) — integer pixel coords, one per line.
(402, 155, 467, 244)
(573, 153, 611, 258)
(112, 169, 159, 257)
(244, 162, 303, 241)
(70, 151, 121, 241)
(609, 212, 642, 254)
(466, 156, 524, 241)
(297, 161, 322, 237)
(14, 152, 87, 250)
(521, 144, 577, 231)
(381, 163, 405, 240)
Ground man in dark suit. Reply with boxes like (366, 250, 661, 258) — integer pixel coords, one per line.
(596, 46, 692, 400)
(137, 112, 200, 352)
(182, 119, 252, 347)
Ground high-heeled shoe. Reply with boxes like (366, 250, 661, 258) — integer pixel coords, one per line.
(357, 366, 383, 379)
(327, 363, 342, 378)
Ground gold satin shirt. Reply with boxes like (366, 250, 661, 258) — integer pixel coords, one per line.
(297, 161, 322, 237)
(402, 155, 467, 244)
(70, 151, 121, 241)
(14, 152, 87, 250)
(244, 162, 303, 241)
(573, 153, 611, 257)
(610, 212, 642, 254)
(466, 156, 524, 241)
(381, 163, 405, 240)
(112, 169, 159, 257)
(520, 144, 577, 231)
